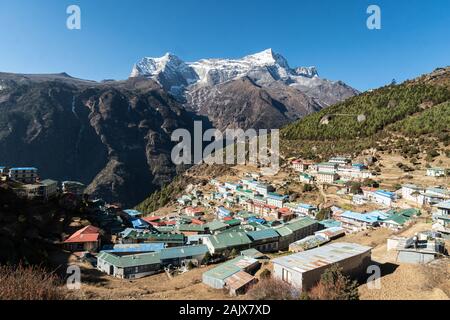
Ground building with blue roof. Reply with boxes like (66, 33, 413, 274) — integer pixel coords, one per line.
(267, 192, 288, 208)
(319, 219, 342, 229)
(217, 206, 232, 219)
(372, 190, 397, 207)
(8, 167, 38, 183)
(130, 218, 151, 229)
(123, 209, 144, 218)
(247, 216, 266, 225)
(339, 210, 386, 232)
(294, 203, 318, 216)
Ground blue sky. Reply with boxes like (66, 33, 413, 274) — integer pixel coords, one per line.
(0, 0, 448, 91)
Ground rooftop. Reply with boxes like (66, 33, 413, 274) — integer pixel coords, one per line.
(207, 232, 252, 250)
(272, 242, 372, 272)
(97, 251, 160, 268)
(10, 167, 38, 171)
(206, 220, 228, 231)
(224, 270, 255, 291)
(203, 256, 259, 281)
(436, 200, 450, 210)
(123, 209, 143, 217)
(101, 243, 165, 253)
(247, 229, 280, 241)
(159, 245, 209, 260)
(63, 225, 100, 243)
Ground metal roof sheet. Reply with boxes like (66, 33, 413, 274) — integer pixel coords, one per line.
(98, 251, 161, 268)
(224, 271, 255, 290)
(247, 229, 280, 241)
(203, 256, 259, 281)
(272, 242, 372, 272)
(208, 232, 252, 249)
(159, 245, 209, 260)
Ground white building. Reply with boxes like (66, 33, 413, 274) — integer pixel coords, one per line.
(8, 167, 38, 183)
(241, 179, 260, 191)
(316, 172, 339, 184)
(266, 193, 288, 208)
(255, 183, 275, 197)
(352, 194, 368, 205)
(372, 190, 396, 207)
(293, 203, 318, 217)
(272, 242, 372, 291)
(316, 162, 338, 173)
(292, 161, 312, 173)
(427, 167, 447, 177)
(401, 184, 425, 205)
(329, 157, 352, 165)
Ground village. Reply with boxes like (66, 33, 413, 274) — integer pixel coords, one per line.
(1, 156, 449, 299)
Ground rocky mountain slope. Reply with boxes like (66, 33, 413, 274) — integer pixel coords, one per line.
(137, 67, 450, 212)
(130, 49, 358, 130)
(0, 73, 207, 206)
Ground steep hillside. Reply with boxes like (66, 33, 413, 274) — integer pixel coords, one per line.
(0, 181, 88, 265)
(0, 73, 208, 206)
(281, 67, 450, 159)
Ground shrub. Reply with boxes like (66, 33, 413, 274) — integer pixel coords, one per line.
(307, 265, 359, 300)
(202, 252, 212, 265)
(315, 208, 331, 221)
(229, 249, 239, 258)
(259, 269, 271, 279)
(302, 184, 314, 192)
(0, 264, 67, 300)
(247, 278, 298, 300)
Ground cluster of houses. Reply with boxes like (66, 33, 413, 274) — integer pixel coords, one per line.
(331, 206, 421, 233)
(401, 184, 450, 206)
(0, 165, 86, 200)
(208, 176, 320, 223)
(292, 156, 373, 184)
(55, 153, 449, 296)
(387, 231, 447, 264)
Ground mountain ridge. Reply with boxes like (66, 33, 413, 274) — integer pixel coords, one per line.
(131, 49, 358, 130)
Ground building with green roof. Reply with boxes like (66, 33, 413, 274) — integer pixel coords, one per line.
(97, 244, 209, 279)
(97, 251, 161, 279)
(203, 231, 252, 254)
(202, 256, 260, 289)
(205, 220, 228, 234)
(159, 245, 209, 265)
(246, 229, 280, 252)
(121, 231, 185, 247)
(274, 217, 319, 250)
(177, 224, 208, 234)
(224, 219, 242, 227)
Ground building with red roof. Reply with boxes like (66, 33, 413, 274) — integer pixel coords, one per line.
(63, 225, 101, 252)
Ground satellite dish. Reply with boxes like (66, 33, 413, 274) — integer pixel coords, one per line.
(357, 114, 367, 123)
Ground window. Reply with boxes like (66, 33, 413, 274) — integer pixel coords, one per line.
(282, 268, 291, 284)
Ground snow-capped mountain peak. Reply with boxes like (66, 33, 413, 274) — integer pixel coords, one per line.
(131, 53, 186, 77)
(129, 49, 356, 103)
(241, 48, 290, 69)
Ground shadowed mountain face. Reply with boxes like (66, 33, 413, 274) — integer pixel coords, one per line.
(0, 73, 207, 206)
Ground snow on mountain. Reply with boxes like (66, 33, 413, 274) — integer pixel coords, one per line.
(130, 49, 332, 96)
(130, 49, 359, 131)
